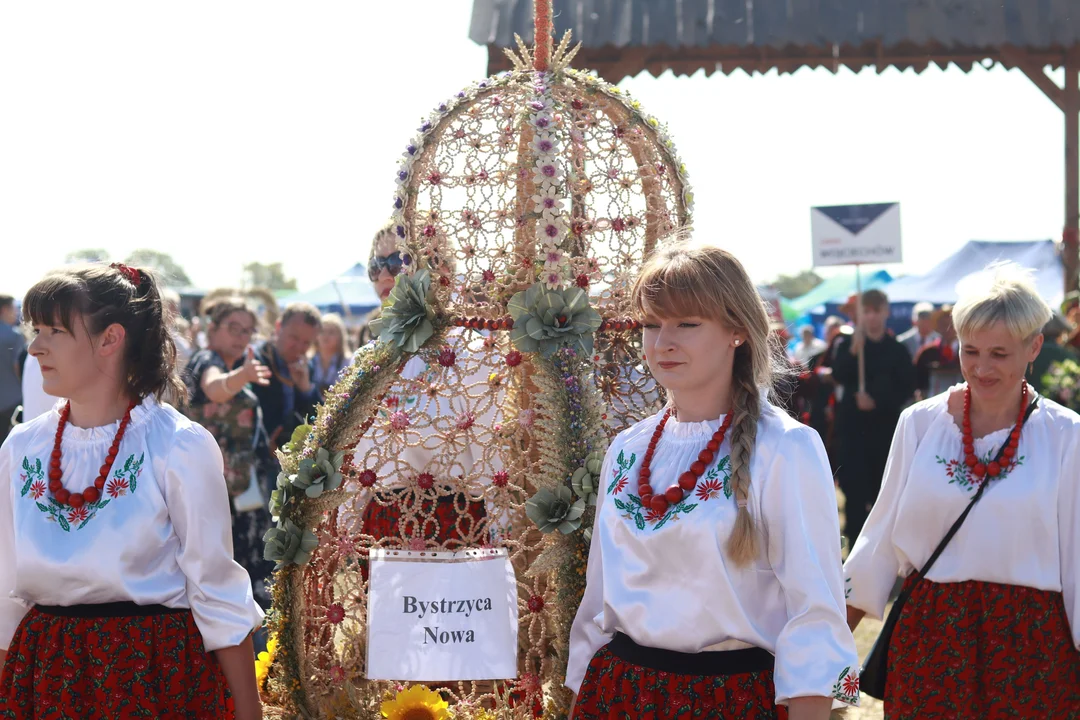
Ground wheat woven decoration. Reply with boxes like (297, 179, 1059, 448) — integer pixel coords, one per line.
(259, 3, 691, 717)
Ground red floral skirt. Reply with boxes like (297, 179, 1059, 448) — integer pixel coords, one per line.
(359, 489, 486, 580)
(574, 641, 788, 719)
(0, 604, 233, 719)
(886, 576, 1080, 719)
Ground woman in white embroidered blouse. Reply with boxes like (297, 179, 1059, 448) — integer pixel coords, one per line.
(567, 240, 858, 720)
(0, 264, 263, 720)
(844, 262, 1080, 717)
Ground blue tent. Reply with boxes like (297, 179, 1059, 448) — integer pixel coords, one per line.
(879, 240, 1062, 306)
(788, 269, 894, 316)
(279, 263, 381, 317)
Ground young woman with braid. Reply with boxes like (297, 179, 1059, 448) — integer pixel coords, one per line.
(566, 240, 859, 720)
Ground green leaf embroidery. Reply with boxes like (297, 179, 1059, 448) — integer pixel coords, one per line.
(19, 475, 33, 497)
(27, 454, 136, 531)
(35, 502, 49, 513)
(613, 498, 629, 511)
(616, 449, 625, 466)
(634, 514, 646, 530)
(57, 516, 71, 532)
(22, 457, 30, 473)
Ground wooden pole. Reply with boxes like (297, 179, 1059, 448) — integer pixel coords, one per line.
(855, 264, 866, 393)
(1065, 52, 1080, 295)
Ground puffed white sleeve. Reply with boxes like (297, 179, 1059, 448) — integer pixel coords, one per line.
(761, 425, 860, 707)
(843, 406, 919, 619)
(0, 438, 29, 650)
(564, 445, 616, 695)
(164, 423, 264, 651)
(1057, 414, 1080, 650)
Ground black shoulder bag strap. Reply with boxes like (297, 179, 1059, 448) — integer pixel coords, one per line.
(859, 394, 1040, 700)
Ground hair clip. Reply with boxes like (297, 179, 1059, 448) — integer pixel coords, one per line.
(110, 262, 143, 287)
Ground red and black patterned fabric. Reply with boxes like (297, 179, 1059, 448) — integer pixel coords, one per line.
(574, 645, 788, 720)
(886, 575, 1080, 719)
(0, 606, 233, 719)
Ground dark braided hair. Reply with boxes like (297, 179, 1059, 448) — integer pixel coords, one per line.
(22, 263, 186, 404)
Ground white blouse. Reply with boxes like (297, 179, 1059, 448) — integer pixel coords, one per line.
(567, 399, 860, 707)
(0, 397, 264, 652)
(844, 388, 1080, 650)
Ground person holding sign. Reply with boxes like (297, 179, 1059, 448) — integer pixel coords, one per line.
(844, 263, 1080, 716)
(831, 289, 915, 543)
(567, 240, 859, 719)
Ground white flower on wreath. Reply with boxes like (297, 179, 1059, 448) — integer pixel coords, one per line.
(533, 159, 565, 188)
(543, 270, 563, 291)
(531, 133, 558, 156)
(538, 217, 565, 245)
(531, 187, 565, 219)
(530, 112, 554, 131)
(543, 248, 563, 270)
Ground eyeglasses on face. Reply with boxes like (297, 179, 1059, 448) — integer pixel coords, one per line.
(225, 322, 255, 338)
(368, 251, 403, 281)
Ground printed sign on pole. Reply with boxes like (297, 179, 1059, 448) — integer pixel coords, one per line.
(810, 203, 902, 267)
(367, 548, 519, 682)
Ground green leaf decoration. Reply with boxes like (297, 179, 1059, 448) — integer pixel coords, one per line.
(377, 269, 437, 353)
(506, 282, 603, 357)
(58, 516, 71, 532)
(613, 498, 628, 511)
(36, 502, 49, 513)
(525, 486, 586, 534)
(634, 514, 646, 530)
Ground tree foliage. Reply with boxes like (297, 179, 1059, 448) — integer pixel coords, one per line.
(243, 262, 297, 291)
(125, 249, 192, 287)
(770, 270, 823, 299)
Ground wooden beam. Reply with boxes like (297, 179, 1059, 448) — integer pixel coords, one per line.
(1065, 52, 1080, 296)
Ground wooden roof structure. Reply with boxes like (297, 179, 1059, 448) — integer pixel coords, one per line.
(470, 0, 1080, 293)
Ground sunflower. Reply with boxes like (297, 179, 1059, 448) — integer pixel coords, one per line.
(254, 634, 278, 688)
(380, 685, 449, 720)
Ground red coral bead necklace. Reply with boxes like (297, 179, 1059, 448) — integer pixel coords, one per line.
(638, 407, 734, 515)
(48, 400, 137, 508)
(962, 379, 1026, 481)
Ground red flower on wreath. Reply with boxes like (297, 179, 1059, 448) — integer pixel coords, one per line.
(325, 603, 345, 625)
(527, 595, 545, 613)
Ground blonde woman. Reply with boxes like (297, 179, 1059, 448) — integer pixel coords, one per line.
(567, 240, 859, 720)
(310, 312, 351, 399)
(844, 263, 1080, 717)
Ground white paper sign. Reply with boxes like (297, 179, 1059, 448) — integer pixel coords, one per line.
(811, 203, 903, 266)
(366, 548, 519, 682)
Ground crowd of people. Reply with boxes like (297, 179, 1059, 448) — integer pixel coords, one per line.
(1, 229, 1079, 718)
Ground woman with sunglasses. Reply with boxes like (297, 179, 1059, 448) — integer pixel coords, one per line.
(182, 296, 275, 612)
(356, 223, 403, 348)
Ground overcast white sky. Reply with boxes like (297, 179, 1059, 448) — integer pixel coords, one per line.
(0, 1, 1068, 298)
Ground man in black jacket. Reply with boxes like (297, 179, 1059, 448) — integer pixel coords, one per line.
(251, 302, 322, 452)
(832, 289, 915, 543)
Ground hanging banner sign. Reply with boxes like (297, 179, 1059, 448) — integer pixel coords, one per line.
(366, 547, 519, 682)
(811, 203, 903, 266)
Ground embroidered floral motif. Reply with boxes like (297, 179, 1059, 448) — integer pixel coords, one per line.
(606, 449, 733, 529)
(844, 577, 853, 599)
(606, 449, 636, 495)
(831, 665, 860, 705)
(936, 452, 1026, 492)
(24, 453, 144, 532)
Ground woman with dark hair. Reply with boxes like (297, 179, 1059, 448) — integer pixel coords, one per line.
(0, 264, 263, 719)
(182, 296, 275, 611)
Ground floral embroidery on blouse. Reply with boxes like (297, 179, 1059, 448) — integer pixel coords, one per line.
(831, 666, 860, 705)
(936, 452, 1026, 492)
(844, 576, 852, 599)
(606, 449, 732, 530)
(21, 453, 144, 532)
